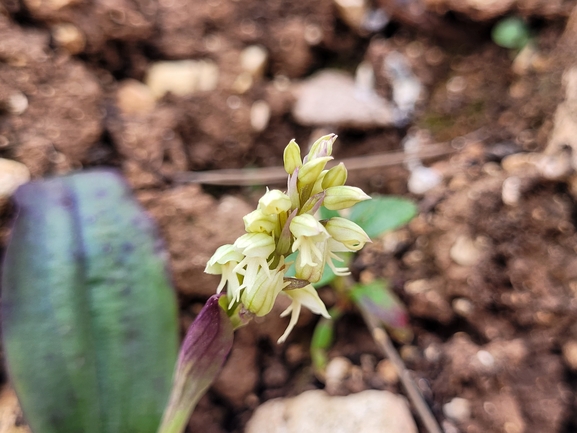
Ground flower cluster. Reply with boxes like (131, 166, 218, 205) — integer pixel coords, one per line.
(205, 134, 371, 342)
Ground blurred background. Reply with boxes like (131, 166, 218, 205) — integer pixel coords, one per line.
(1, 0, 577, 432)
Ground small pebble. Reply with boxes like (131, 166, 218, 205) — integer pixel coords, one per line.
(145, 60, 219, 99)
(450, 235, 482, 267)
(562, 340, 577, 370)
(0, 158, 30, 198)
(325, 356, 351, 393)
(250, 100, 271, 132)
(476, 350, 495, 368)
(452, 298, 473, 316)
(424, 344, 442, 362)
(502, 176, 522, 206)
(4, 92, 28, 115)
(116, 79, 155, 115)
(52, 23, 86, 54)
(443, 397, 471, 423)
(376, 359, 398, 384)
(408, 166, 442, 194)
(240, 45, 268, 78)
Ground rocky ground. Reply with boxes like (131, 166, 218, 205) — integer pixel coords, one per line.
(1, 0, 577, 432)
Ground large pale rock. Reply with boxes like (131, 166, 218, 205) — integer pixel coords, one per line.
(245, 390, 417, 433)
(292, 70, 396, 129)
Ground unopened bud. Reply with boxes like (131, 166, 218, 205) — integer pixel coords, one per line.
(298, 156, 332, 185)
(322, 163, 347, 189)
(323, 186, 371, 210)
(305, 134, 337, 162)
(259, 189, 292, 214)
(283, 139, 302, 174)
(325, 217, 370, 251)
(311, 170, 327, 195)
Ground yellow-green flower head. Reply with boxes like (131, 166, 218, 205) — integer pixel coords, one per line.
(243, 209, 278, 234)
(323, 186, 371, 210)
(241, 258, 287, 317)
(283, 139, 302, 175)
(324, 217, 371, 251)
(258, 189, 292, 214)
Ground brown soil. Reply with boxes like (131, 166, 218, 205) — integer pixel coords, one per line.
(1, 1, 577, 432)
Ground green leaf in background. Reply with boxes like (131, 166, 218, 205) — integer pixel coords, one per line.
(349, 196, 417, 239)
(492, 16, 531, 50)
(310, 306, 343, 379)
(2, 170, 179, 433)
(349, 280, 413, 343)
(319, 205, 340, 220)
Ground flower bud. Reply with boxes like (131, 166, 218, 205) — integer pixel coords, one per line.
(158, 294, 233, 433)
(283, 139, 302, 174)
(322, 163, 347, 189)
(298, 156, 332, 185)
(304, 134, 337, 162)
(325, 217, 370, 251)
(323, 186, 371, 210)
(310, 170, 327, 196)
(258, 189, 292, 214)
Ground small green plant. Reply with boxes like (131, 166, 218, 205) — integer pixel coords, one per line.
(492, 16, 531, 51)
(2, 134, 379, 433)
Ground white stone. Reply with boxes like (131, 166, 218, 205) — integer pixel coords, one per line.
(0, 158, 30, 198)
(383, 51, 422, 121)
(145, 60, 219, 99)
(407, 166, 442, 195)
(292, 70, 396, 129)
(450, 235, 482, 267)
(240, 45, 268, 78)
(245, 390, 417, 433)
(6, 92, 28, 115)
(502, 176, 521, 206)
(452, 298, 473, 316)
(325, 356, 352, 392)
(250, 100, 271, 132)
(476, 350, 495, 368)
(52, 23, 85, 54)
(443, 397, 471, 423)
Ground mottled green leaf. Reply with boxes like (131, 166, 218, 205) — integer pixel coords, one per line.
(2, 170, 178, 433)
